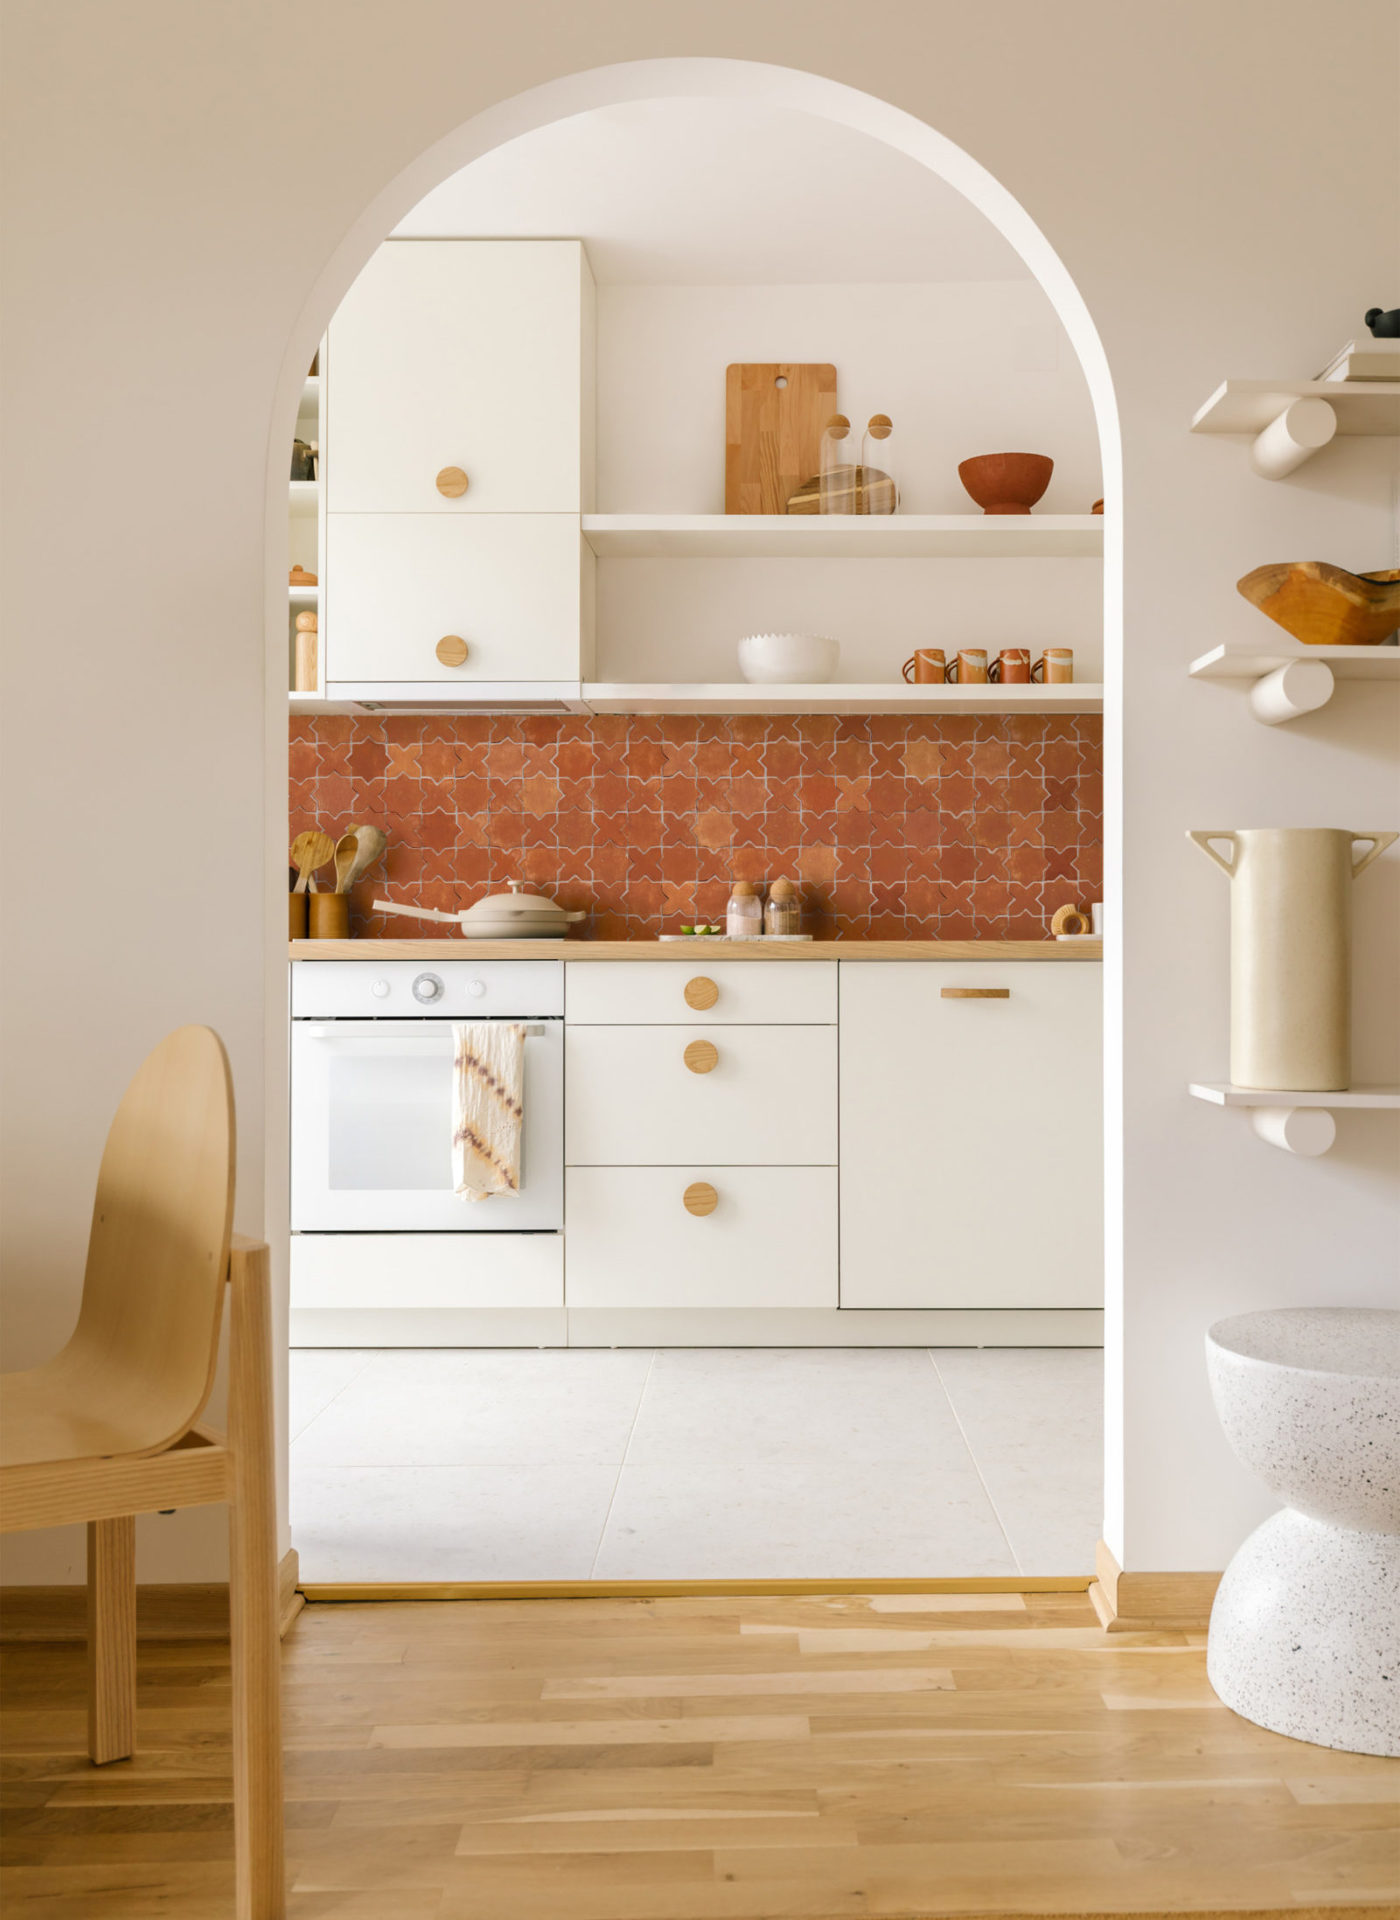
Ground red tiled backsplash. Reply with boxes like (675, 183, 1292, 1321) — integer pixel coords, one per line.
(289, 712, 1102, 942)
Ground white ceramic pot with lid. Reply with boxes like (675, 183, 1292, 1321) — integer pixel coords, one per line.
(373, 881, 587, 940)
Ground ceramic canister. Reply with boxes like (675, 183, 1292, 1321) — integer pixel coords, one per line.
(1189, 829, 1396, 1090)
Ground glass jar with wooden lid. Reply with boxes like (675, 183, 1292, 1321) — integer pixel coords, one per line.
(763, 878, 802, 936)
(725, 880, 763, 939)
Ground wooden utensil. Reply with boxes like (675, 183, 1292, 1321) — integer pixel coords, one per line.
(332, 831, 360, 895)
(290, 830, 334, 894)
(341, 824, 387, 890)
(725, 363, 837, 514)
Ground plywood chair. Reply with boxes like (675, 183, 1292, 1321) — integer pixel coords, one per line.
(0, 1025, 284, 1920)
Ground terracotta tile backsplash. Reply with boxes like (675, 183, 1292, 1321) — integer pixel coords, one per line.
(289, 711, 1102, 942)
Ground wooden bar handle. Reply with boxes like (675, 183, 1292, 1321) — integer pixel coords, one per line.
(683, 1182, 718, 1216)
(941, 987, 1011, 999)
(683, 1039, 719, 1074)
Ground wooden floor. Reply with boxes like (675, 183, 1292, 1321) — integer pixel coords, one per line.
(3, 1589, 1398, 1918)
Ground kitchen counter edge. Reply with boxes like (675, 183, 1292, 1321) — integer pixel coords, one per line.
(289, 939, 1102, 962)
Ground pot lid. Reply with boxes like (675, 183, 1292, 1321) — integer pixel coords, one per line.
(460, 880, 584, 928)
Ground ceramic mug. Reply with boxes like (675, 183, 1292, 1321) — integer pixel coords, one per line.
(902, 648, 946, 685)
(946, 648, 989, 685)
(989, 648, 1031, 684)
(1032, 647, 1074, 684)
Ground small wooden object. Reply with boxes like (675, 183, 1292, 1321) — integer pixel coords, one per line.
(435, 466, 469, 498)
(340, 823, 388, 890)
(289, 564, 318, 587)
(294, 628, 318, 693)
(332, 831, 359, 895)
(294, 610, 318, 632)
(288, 892, 308, 940)
(683, 1181, 719, 1217)
(942, 987, 1012, 999)
(683, 1039, 719, 1075)
(435, 635, 469, 667)
(309, 892, 349, 940)
(683, 976, 719, 1010)
(726, 363, 837, 514)
(1051, 903, 1092, 937)
(1236, 560, 1400, 647)
(290, 829, 334, 894)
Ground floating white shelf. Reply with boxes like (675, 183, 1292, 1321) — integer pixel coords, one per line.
(580, 513, 1103, 560)
(581, 681, 1103, 716)
(1189, 641, 1399, 724)
(299, 375, 320, 416)
(1191, 380, 1400, 436)
(1189, 1082, 1400, 1157)
(288, 480, 321, 516)
(288, 582, 319, 603)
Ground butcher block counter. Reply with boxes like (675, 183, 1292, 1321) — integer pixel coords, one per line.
(290, 938, 1101, 961)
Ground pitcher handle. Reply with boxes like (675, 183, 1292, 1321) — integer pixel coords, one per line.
(1187, 830, 1238, 875)
(1351, 831, 1398, 878)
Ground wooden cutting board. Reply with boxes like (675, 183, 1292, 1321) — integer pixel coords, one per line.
(725, 363, 837, 514)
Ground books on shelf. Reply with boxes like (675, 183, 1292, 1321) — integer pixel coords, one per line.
(1314, 337, 1400, 383)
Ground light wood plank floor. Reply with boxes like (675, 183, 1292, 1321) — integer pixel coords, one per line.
(3, 1590, 1398, 1918)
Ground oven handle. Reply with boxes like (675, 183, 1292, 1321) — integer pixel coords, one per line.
(299, 1022, 556, 1040)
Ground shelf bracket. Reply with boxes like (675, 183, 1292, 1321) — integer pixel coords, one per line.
(1249, 396, 1337, 477)
(1249, 1106, 1337, 1156)
(1248, 657, 1335, 724)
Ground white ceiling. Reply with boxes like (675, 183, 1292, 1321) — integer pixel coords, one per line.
(394, 98, 1031, 285)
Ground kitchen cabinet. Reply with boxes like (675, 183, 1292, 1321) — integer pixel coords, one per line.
(326, 239, 594, 514)
(838, 962, 1102, 1310)
(565, 1167, 838, 1310)
(566, 960, 837, 1026)
(325, 513, 592, 684)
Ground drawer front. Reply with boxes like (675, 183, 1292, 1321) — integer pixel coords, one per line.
(566, 960, 837, 1026)
(565, 1167, 837, 1309)
(325, 513, 582, 682)
(566, 1026, 837, 1165)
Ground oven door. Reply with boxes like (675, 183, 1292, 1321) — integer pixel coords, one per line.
(291, 1018, 563, 1231)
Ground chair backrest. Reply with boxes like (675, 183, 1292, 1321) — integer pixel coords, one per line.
(55, 1026, 235, 1458)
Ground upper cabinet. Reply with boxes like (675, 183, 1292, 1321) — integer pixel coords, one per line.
(326, 240, 595, 515)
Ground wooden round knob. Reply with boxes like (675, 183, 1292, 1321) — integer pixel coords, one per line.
(683, 976, 719, 1010)
(436, 466, 469, 498)
(683, 1039, 719, 1075)
(435, 636, 469, 668)
(683, 1182, 718, 1217)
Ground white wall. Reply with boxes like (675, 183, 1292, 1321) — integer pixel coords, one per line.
(2, 0, 1395, 1581)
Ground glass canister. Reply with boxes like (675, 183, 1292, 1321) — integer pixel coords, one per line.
(726, 880, 763, 938)
(818, 414, 856, 513)
(764, 878, 802, 935)
(859, 414, 898, 513)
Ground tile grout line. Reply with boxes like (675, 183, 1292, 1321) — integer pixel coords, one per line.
(926, 1348, 1024, 1577)
(287, 1346, 379, 1446)
(587, 1347, 658, 1580)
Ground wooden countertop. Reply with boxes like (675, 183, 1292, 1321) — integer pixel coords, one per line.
(289, 939, 1102, 962)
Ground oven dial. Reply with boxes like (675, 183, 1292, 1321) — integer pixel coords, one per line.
(466, 979, 487, 998)
(411, 972, 444, 1003)
(371, 979, 391, 999)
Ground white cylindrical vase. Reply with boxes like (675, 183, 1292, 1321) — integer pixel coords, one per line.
(1188, 829, 1397, 1090)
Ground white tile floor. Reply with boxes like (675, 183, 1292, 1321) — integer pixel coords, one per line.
(290, 1347, 1102, 1583)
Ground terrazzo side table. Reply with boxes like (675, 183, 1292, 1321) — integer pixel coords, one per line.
(1205, 1307, 1400, 1756)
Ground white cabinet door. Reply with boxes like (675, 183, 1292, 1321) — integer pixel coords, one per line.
(327, 239, 593, 513)
(566, 961, 837, 1026)
(839, 963, 1102, 1309)
(566, 1026, 838, 1167)
(325, 514, 584, 683)
(566, 1167, 838, 1309)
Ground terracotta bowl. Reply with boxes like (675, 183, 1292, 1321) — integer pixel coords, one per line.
(958, 452, 1053, 515)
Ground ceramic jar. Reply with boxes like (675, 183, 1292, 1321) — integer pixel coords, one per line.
(1189, 828, 1396, 1090)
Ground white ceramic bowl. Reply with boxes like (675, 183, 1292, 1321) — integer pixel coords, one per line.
(737, 632, 840, 684)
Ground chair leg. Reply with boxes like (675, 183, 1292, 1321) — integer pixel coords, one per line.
(87, 1515, 136, 1764)
(227, 1238, 285, 1920)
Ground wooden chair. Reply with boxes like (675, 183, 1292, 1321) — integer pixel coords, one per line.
(0, 1025, 284, 1920)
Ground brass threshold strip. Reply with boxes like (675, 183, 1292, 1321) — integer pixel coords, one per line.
(299, 1574, 1094, 1603)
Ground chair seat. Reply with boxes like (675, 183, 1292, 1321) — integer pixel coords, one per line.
(0, 1358, 193, 1468)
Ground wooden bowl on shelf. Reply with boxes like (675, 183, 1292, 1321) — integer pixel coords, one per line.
(1236, 561, 1400, 647)
(957, 452, 1053, 515)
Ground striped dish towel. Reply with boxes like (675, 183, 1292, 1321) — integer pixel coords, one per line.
(452, 1023, 525, 1202)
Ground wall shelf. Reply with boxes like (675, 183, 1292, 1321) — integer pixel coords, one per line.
(288, 582, 319, 603)
(1189, 1082, 1400, 1157)
(289, 480, 321, 517)
(299, 374, 320, 415)
(1191, 380, 1400, 436)
(1189, 641, 1399, 724)
(581, 681, 1103, 716)
(580, 513, 1103, 560)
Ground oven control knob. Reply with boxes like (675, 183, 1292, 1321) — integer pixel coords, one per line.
(466, 979, 487, 998)
(411, 972, 444, 1003)
(371, 979, 391, 999)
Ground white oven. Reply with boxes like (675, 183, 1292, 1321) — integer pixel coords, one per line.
(290, 960, 564, 1232)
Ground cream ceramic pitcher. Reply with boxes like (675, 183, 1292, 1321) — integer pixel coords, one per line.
(1189, 828, 1396, 1091)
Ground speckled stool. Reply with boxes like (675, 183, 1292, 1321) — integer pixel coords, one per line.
(1205, 1308, 1400, 1756)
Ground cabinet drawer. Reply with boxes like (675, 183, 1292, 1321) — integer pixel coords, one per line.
(566, 960, 836, 1026)
(565, 1025, 837, 1165)
(325, 514, 585, 682)
(327, 239, 592, 514)
(565, 1167, 837, 1309)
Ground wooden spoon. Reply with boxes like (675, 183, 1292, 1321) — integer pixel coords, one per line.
(341, 823, 388, 890)
(332, 830, 360, 895)
(290, 829, 334, 894)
